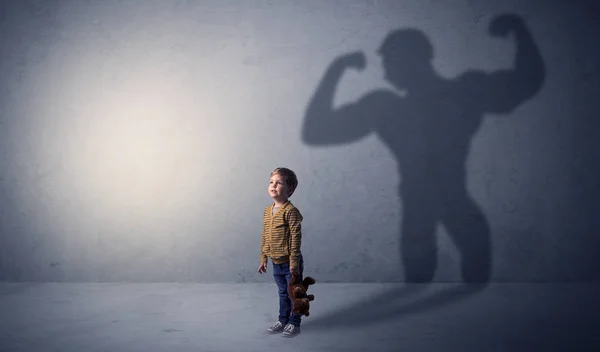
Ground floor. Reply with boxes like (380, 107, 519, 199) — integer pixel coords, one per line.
(1, 282, 598, 352)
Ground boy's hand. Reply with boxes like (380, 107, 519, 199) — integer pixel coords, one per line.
(290, 266, 296, 273)
(257, 263, 267, 274)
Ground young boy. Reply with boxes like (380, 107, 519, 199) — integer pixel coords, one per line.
(257, 167, 304, 338)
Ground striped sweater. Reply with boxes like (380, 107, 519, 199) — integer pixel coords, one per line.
(260, 200, 303, 268)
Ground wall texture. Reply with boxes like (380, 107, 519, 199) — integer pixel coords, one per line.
(0, 0, 598, 283)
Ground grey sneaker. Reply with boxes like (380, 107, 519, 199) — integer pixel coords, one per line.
(265, 321, 285, 334)
(281, 324, 301, 338)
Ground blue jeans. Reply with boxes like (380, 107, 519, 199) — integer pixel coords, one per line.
(272, 255, 304, 326)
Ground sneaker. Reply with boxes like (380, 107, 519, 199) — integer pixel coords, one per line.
(281, 324, 301, 338)
(265, 321, 285, 334)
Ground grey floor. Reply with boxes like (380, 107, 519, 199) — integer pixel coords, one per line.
(1, 282, 598, 352)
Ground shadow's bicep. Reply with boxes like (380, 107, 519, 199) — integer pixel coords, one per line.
(302, 99, 376, 145)
(464, 71, 539, 115)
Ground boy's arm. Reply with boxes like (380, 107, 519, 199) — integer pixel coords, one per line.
(287, 208, 303, 270)
(260, 211, 268, 265)
(260, 226, 268, 265)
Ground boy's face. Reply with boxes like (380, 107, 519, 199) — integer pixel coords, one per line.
(269, 173, 291, 200)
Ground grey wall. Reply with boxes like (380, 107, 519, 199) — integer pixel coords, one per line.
(0, 0, 598, 283)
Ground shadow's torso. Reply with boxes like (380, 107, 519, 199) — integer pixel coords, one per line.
(372, 80, 484, 196)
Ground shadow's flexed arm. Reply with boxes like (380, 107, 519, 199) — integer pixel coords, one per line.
(302, 52, 379, 145)
(465, 14, 546, 114)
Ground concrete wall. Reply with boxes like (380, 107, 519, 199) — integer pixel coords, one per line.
(0, 0, 598, 282)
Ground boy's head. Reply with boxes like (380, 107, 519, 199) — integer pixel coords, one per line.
(269, 167, 298, 200)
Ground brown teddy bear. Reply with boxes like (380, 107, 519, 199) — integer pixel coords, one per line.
(292, 294, 314, 316)
(288, 272, 316, 316)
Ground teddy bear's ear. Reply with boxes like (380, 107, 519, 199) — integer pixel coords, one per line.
(302, 277, 316, 289)
(307, 294, 315, 301)
(304, 277, 316, 285)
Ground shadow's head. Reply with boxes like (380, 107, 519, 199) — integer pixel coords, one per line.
(378, 29, 434, 90)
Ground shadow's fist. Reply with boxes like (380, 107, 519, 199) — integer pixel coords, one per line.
(337, 51, 366, 70)
(489, 13, 525, 37)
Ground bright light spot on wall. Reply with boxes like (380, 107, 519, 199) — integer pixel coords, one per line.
(77, 90, 181, 208)
(55, 51, 210, 223)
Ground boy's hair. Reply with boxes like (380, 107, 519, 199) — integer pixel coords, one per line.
(270, 167, 298, 196)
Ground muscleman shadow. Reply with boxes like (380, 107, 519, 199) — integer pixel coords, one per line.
(301, 13, 545, 328)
